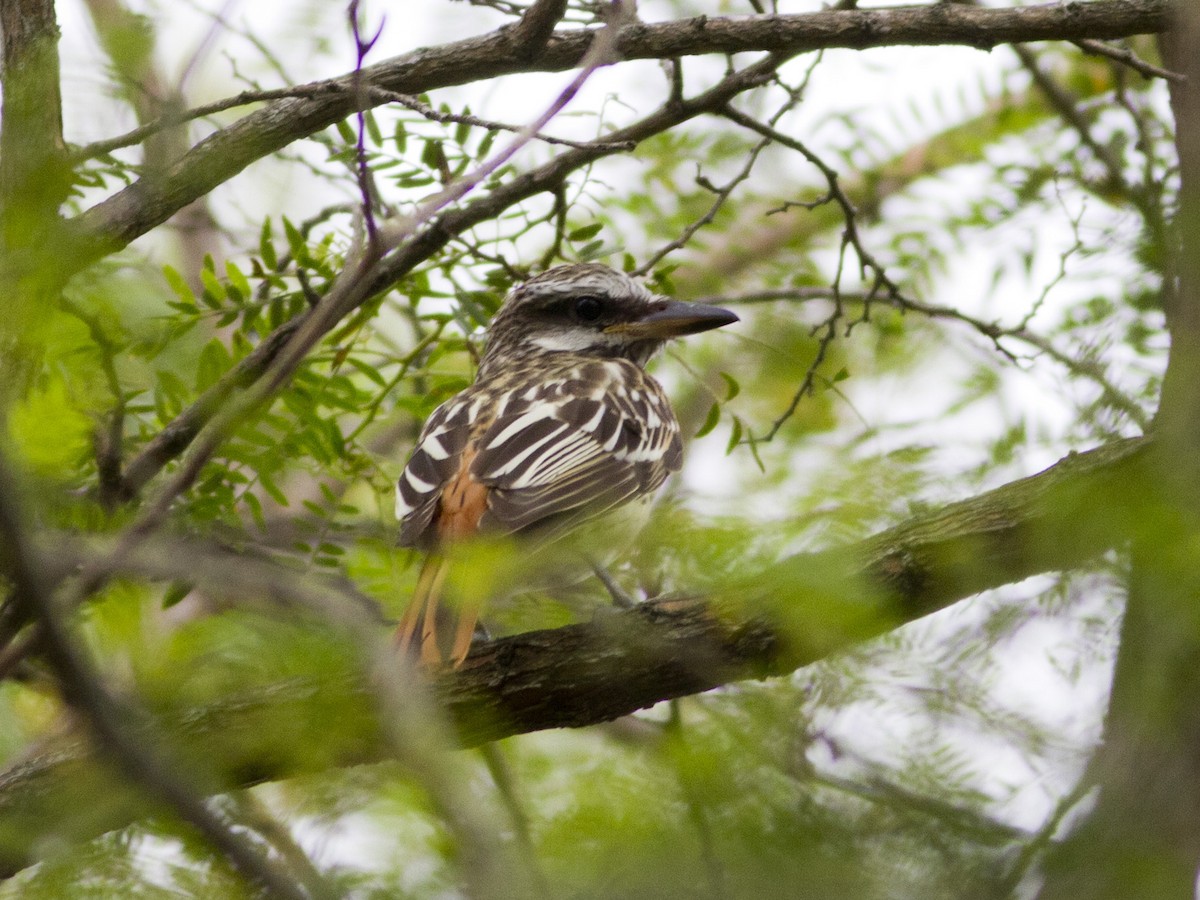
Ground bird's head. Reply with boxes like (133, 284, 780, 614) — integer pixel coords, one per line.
(479, 263, 738, 374)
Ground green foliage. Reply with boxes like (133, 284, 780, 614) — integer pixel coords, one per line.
(0, 5, 1175, 898)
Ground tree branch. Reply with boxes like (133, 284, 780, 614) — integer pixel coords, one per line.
(0, 0, 69, 263)
(0, 435, 1150, 877)
(62, 0, 1168, 278)
(117, 52, 785, 500)
(1038, 6, 1200, 897)
(0, 451, 314, 900)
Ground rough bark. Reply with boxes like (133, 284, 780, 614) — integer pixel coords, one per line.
(0, 0, 64, 212)
(0, 436, 1149, 878)
(0, 0, 69, 298)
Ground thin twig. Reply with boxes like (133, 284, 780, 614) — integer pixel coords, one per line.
(720, 104, 905, 443)
(995, 771, 1096, 895)
(1073, 37, 1185, 83)
(478, 743, 551, 899)
(368, 87, 635, 151)
(0, 450, 314, 900)
(693, 286, 1150, 430)
(349, 0, 387, 247)
(634, 133, 773, 277)
(59, 298, 127, 509)
(667, 701, 727, 900)
(893, 294, 1150, 431)
(227, 792, 342, 900)
(68, 83, 353, 162)
(1010, 44, 1129, 194)
(116, 23, 786, 504)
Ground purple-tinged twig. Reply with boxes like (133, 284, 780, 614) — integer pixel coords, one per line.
(349, 0, 387, 248)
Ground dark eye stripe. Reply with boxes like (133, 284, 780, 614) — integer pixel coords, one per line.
(573, 296, 605, 322)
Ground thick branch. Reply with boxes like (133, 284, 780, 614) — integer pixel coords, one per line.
(0, 436, 1149, 877)
(1039, 7, 1200, 898)
(64, 0, 1167, 275)
(0, 0, 68, 249)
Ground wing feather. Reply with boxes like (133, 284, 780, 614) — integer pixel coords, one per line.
(396, 396, 474, 547)
(397, 358, 682, 547)
(473, 361, 681, 535)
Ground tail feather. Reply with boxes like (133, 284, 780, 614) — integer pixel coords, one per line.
(395, 555, 481, 668)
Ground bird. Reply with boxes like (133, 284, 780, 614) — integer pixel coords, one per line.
(394, 262, 738, 666)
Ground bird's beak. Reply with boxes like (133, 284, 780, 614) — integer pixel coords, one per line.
(605, 300, 739, 340)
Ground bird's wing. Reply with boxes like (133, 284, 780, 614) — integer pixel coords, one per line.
(472, 363, 683, 535)
(396, 361, 683, 547)
(395, 394, 476, 548)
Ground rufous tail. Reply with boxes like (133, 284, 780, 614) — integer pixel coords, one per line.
(395, 555, 482, 668)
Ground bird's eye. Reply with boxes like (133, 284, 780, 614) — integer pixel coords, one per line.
(572, 296, 605, 323)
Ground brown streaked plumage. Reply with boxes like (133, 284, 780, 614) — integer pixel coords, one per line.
(395, 263, 737, 666)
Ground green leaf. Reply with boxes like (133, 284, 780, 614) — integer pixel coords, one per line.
(695, 402, 721, 438)
(578, 240, 604, 260)
(162, 582, 193, 609)
(242, 490, 266, 530)
(282, 217, 307, 263)
(569, 223, 603, 242)
(346, 357, 387, 386)
(225, 261, 251, 303)
(421, 139, 446, 172)
(365, 110, 383, 146)
(258, 472, 289, 507)
(198, 268, 224, 309)
(720, 372, 740, 401)
(162, 264, 194, 303)
(196, 338, 232, 391)
(725, 415, 743, 455)
(259, 218, 277, 269)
